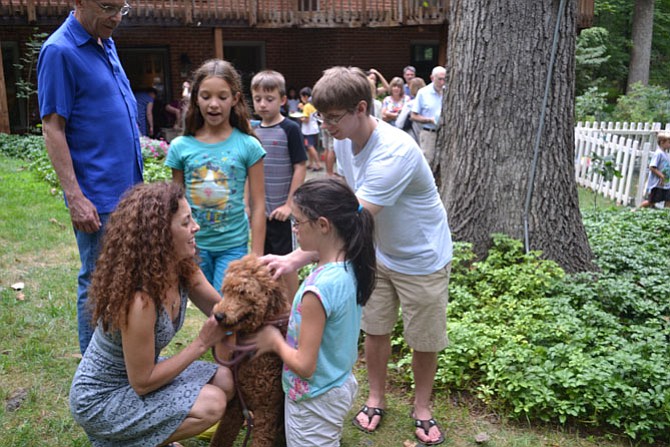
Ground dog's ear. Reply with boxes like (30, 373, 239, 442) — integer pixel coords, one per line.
(266, 280, 289, 317)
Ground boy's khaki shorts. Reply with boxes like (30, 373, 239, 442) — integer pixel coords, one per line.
(361, 261, 451, 352)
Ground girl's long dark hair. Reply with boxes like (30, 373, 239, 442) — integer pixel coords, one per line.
(183, 58, 255, 138)
(293, 178, 376, 306)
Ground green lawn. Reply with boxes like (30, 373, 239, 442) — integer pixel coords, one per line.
(577, 186, 624, 211)
(0, 154, 642, 447)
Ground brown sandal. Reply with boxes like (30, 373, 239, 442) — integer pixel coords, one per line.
(352, 404, 385, 433)
(413, 417, 445, 445)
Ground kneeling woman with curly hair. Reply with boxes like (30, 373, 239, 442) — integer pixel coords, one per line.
(69, 182, 233, 447)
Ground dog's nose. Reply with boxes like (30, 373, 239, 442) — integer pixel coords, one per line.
(214, 312, 224, 323)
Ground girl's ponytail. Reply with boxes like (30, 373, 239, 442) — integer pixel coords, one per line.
(345, 205, 376, 305)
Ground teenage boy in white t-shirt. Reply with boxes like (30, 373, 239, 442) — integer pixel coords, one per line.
(261, 66, 452, 446)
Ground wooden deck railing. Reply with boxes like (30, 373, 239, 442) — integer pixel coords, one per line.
(0, 0, 449, 27)
(1, 0, 594, 28)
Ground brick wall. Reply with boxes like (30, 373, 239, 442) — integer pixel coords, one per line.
(110, 25, 443, 99)
(1, 22, 443, 130)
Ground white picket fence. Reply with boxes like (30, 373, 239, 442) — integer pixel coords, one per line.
(574, 122, 670, 207)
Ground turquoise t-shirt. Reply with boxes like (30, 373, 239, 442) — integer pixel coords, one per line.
(283, 262, 362, 402)
(165, 130, 265, 251)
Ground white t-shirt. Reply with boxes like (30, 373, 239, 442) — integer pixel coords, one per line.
(333, 120, 452, 274)
(647, 147, 670, 191)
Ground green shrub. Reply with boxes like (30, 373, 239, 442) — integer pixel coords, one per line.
(391, 211, 670, 443)
(0, 133, 45, 160)
(575, 86, 609, 122)
(575, 26, 610, 96)
(611, 82, 670, 124)
(0, 133, 173, 186)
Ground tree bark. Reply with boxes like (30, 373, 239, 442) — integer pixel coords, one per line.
(434, 0, 596, 273)
(626, 0, 655, 91)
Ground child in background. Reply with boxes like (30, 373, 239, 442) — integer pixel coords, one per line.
(251, 70, 308, 298)
(166, 59, 266, 293)
(299, 87, 323, 171)
(253, 178, 376, 447)
(639, 131, 670, 209)
(287, 87, 301, 115)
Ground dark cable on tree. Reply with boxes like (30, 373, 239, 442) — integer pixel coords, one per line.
(523, 0, 568, 253)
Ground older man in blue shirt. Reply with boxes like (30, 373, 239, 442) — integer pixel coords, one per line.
(411, 66, 446, 163)
(38, 0, 143, 354)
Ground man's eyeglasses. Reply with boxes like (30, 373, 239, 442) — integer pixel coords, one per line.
(314, 111, 349, 126)
(92, 0, 132, 16)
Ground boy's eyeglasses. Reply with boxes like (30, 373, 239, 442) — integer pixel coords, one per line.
(91, 0, 132, 16)
(314, 111, 349, 126)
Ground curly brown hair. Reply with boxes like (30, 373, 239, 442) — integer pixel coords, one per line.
(89, 182, 199, 332)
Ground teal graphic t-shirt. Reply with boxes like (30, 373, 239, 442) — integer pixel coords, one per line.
(166, 130, 265, 251)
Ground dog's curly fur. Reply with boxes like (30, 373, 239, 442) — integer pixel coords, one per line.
(209, 254, 290, 447)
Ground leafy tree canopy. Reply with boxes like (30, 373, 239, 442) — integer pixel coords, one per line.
(593, 0, 670, 93)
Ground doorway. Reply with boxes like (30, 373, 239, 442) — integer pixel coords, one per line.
(2, 41, 27, 132)
(410, 42, 439, 83)
(223, 42, 266, 99)
(117, 47, 171, 101)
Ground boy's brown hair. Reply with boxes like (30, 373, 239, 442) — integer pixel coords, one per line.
(312, 66, 373, 116)
(251, 70, 286, 97)
(657, 131, 670, 145)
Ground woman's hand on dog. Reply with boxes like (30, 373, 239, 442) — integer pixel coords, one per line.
(249, 325, 283, 357)
(197, 315, 233, 349)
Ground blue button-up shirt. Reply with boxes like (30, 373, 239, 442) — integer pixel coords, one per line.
(38, 12, 143, 214)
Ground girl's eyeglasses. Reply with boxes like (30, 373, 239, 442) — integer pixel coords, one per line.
(292, 219, 312, 229)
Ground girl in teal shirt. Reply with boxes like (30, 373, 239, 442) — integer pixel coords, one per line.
(253, 178, 376, 447)
(167, 59, 266, 293)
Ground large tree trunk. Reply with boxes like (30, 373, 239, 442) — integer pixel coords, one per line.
(627, 0, 655, 91)
(434, 0, 596, 273)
